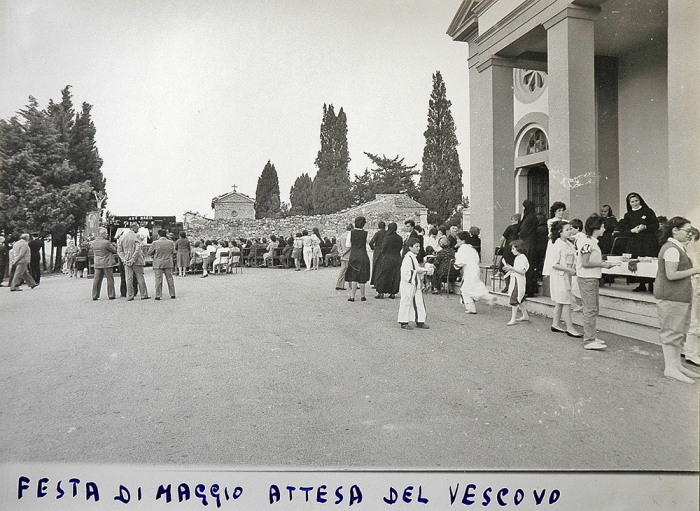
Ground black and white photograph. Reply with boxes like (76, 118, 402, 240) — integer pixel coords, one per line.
(1, 0, 698, 509)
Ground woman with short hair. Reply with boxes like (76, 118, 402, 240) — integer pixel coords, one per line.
(345, 216, 371, 301)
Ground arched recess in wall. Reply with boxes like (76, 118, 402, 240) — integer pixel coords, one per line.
(513, 114, 550, 214)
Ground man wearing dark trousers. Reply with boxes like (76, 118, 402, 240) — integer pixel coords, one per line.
(29, 232, 43, 284)
(149, 229, 176, 300)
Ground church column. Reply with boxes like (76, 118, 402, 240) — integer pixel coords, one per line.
(668, 1, 700, 224)
(469, 57, 515, 259)
(544, 6, 598, 214)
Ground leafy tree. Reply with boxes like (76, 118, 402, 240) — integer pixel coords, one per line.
(289, 173, 314, 215)
(350, 169, 374, 206)
(312, 104, 352, 214)
(254, 160, 281, 219)
(0, 87, 106, 271)
(278, 201, 291, 218)
(419, 71, 463, 224)
(353, 152, 418, 205)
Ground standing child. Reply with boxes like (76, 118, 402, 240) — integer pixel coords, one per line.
(548, 221, 582, 337)
(576, 215, 617, 350)
(398, 238, 428, 330)
(292, 233, 303, 271)
(504, 240, 530, 325)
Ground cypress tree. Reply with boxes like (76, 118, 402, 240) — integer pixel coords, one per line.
(419, 71, 463, 223)
(254, 160, 281, 219)
(312, 104, 352, 214)
(289, 173, 314, 215)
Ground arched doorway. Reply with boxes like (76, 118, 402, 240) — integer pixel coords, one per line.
(514, 125, 550, 215)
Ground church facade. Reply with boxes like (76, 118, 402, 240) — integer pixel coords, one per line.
(211, 190, 256, 220)
(448, 0, 699, 255)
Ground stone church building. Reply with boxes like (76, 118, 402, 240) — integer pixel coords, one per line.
(211, 190, 256, 220)
(448, 0, 699, 256)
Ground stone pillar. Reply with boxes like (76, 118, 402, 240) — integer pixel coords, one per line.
(668, 1, 700, 225)
(469, 58, 515, 260)
(544, 6, 598, 217)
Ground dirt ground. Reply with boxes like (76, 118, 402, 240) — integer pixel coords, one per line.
(1, 267, 698, 471)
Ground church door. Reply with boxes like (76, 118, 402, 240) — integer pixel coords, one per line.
(527, 165, 549, 215)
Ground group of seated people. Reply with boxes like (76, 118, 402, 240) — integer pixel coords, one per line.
(185, 234, 341, 276)
(405, 223, 482, 295)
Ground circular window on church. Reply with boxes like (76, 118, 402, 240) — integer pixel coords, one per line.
(230, 210, 238, 217)
(514, 69, 547, 104)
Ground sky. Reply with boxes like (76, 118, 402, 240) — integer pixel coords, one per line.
(0, 0, 470, 220)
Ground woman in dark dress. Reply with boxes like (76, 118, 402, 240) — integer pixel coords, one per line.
(368, 221, 387, 286)
(532, 212, 549, 287)
(345, 216, 371, 301)
(618, 192, 660, 292)
(374, 222, 403, 299)
(517, 199, 539, 296)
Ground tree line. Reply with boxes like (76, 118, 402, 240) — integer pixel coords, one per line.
(0, 71, 465, 272)
(0, 86, 106, 270)
(254, 71, 466, 225)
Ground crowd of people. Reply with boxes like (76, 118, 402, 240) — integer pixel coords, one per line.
(494, 193, 700, 382)
(175, 231, 341, 277)
(3, 191, 698, 385)
(328, 195, 699, 385)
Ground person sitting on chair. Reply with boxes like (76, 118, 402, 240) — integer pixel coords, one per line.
(431, 237, 456, 294)
(263, 235, 279, 267)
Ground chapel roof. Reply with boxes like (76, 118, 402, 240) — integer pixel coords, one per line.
(211, 191, 255, 205)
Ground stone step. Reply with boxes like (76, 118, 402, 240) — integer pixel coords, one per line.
(487, 276, 661, 345)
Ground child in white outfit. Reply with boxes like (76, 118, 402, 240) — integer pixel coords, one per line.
(504, 240, 530, 325)
(454, 232, 495, 314)
(398, 239, 428, 330)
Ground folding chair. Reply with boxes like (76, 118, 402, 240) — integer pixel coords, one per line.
(609, 236, 629, 256)
(439, 259, 458, 297)
(482, 247, 505, 292)
(228, 254, 242, 274)
(213, 251, 230, 274)
(189, 252, 204, 274)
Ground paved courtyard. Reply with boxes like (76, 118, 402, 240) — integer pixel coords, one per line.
(0, 267, 698, 471)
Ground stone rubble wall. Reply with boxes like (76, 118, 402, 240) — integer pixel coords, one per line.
(182, 204, 424, 241)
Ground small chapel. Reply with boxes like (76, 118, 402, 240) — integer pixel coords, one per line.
(211, 186, 255, 220)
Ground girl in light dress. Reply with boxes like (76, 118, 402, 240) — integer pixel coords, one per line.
(542, 201, 567, 290)
(548, 221, 582, 337)
(311, 227, 323, 270)
(504, 240, 530, 325)
(301, 230, 313, 271)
